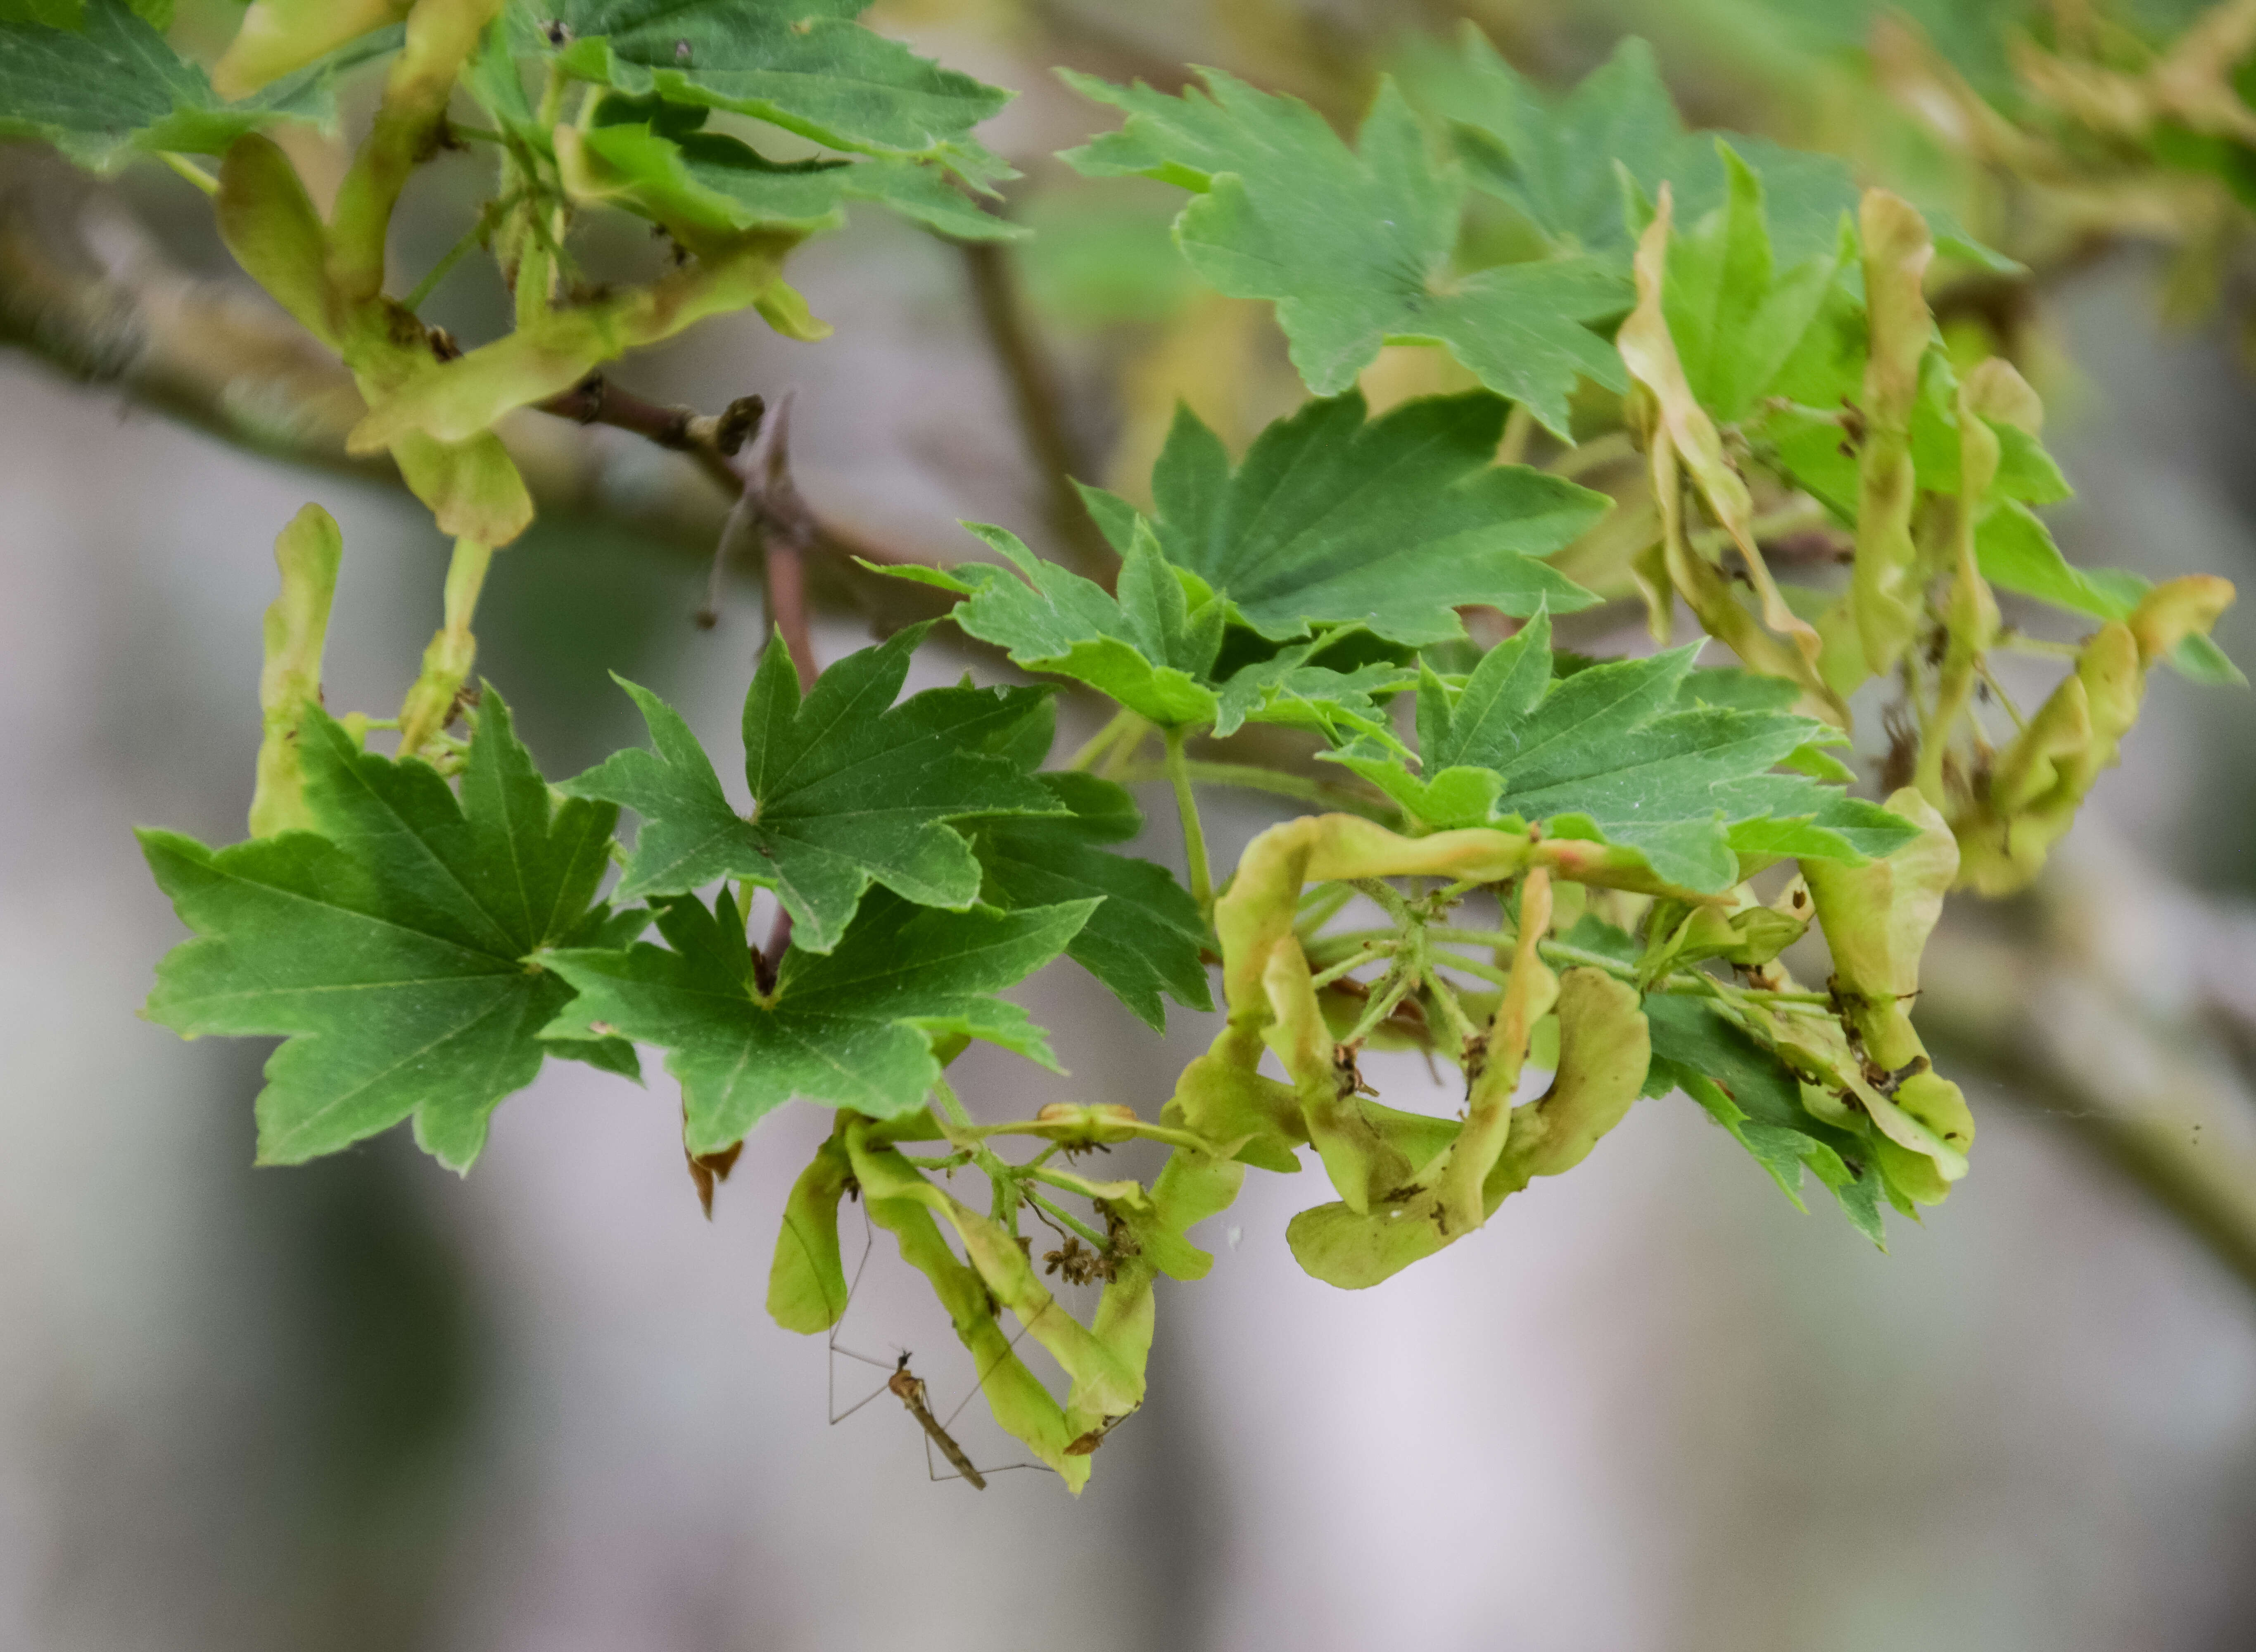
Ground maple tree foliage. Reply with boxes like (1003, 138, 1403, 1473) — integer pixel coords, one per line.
(9, 0, 2229, 1490)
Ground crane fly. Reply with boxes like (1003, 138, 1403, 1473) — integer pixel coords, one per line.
(823, 1200, 1048, 1488)
(887, 1355, 987, 1490)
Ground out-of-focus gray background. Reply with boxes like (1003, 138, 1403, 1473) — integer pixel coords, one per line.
(7, 4, 2256, 1649)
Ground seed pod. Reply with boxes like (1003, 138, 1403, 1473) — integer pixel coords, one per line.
(765, 1136, 853, 1335)
(1260, 940, 1407, 1213)
(248, 506, 344, 837)
(1850, 191, 1933, 677)
(1286, 966, 1649, 1290)
(1484, 968, 1651, 1197)
(1802, 788, 1973, 1194)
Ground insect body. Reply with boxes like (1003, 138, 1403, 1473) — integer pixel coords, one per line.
(888, 1355, 987, 1490)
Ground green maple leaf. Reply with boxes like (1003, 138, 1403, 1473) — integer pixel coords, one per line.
(1082, 392, 1607, 643)
(1061, 69, 1630, 433)
(1208, 641, 1412, 743)
(1641, 987, 1888, 1246)
(974, 772, 1212, 1030)
(0, 0, 390, 170)
(1415, 29, 2008, 275)
(138, 692, 641, 1173)
(1553, 914, 1886, 1243)
(1330, 611, 1914, 891)
(1658, 144, 1850, 425)
(883, 518, 1413, 739)
(547, 0, 1011, 173)
(542, 887, 1092, 1151)
(1761, 347, 2073, 518)
(565, 112, 1021, 241)
(563, 625, 1063, 953)
(882, 521, 1226, 729)
(1977, 503, 2244, 686)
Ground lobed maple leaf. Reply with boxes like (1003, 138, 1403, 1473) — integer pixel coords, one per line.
(542, 886, 1093, 1152)
(1413, 29, 2008, 275)
(1062, 69, 1629, 433)
(560, 114, 1022, 242)
(1079, 392, 1607, 643)
(973, 772, 1213, 1030)
(139, 691, 640, 1172)
(0, 0, 390, 170)
(563, 624, 1064, 954)
(547, 0, 1012, 175)
(1554, 914, 1889, 1244)
(1330, 612, 1916, 891)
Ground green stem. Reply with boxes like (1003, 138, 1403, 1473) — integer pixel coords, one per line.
(1295, 881, 1357, 936)
(1309, 942, 1394, 990)
(1688, 498, 1832, 561)
(1025, 1190, 1110, 1251)
(1535, 935, 1833, 1011)
(404, 194, 515, 313)
(931, 1075, 974, 1130)
(1428, 923, 1513, 949)
(1995, 630, 2083, 660)
(1065, 708, 1141, 772)
(1162, 726, 1213, 914)
(1344, 948, 1419, 1044)
(1116, 759, 1395, 821)
(898, 1151, 972, 1171)
(159, 153, 218, 195)
(1427, 948, 1510, 987)
(1350, 877, 1418, 925)
(1548, 430, 1634, 479)
(1498, 401, 1535, 467)
(1420, 967, 1483, 1052)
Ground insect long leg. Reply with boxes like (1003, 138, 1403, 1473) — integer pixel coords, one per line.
(921, 1431, 1050, 1485)
(939, 1296, 1047, 1432)
(827, 1202, 901, 1425)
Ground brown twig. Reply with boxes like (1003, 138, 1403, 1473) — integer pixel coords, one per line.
(0, 156, 959, 613)
(957, 238, 1116, 580)
(705, 392, 821, 684)
(538, 372, 764, 497)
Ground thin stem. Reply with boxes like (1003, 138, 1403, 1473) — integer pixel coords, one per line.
(951, 1116, 1216, 1154)
(159, 153, 218, 195)
(1343, 957, 1418, 1044)
(1114, 759, 1396, 821)
(1295, 881, 1357, 937)
(1065, 708, 1141, 772)
(715, 394, 819, 683)
(1427, 948, 1510, 987)
(1995, 630, 2084, 660)
(1024, 1190, 1110, 1251)
(1428, 924, 1513, 949)
(1547, 430, 1634, 479)
(931, 1075, 974, 1131)
(1350, 877, 1417, 926)
(1420, 967, 1483, 1052)
(1498, 402, 1535, 467)
(404, 194, 515, 313)
(1688, 498, 1832, 560)
(1977, 658, 2029, 731)
(1162, 726, 1213, 914)
(1309, 942, 1394, 990)
(1302, 926, 1396, 966)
